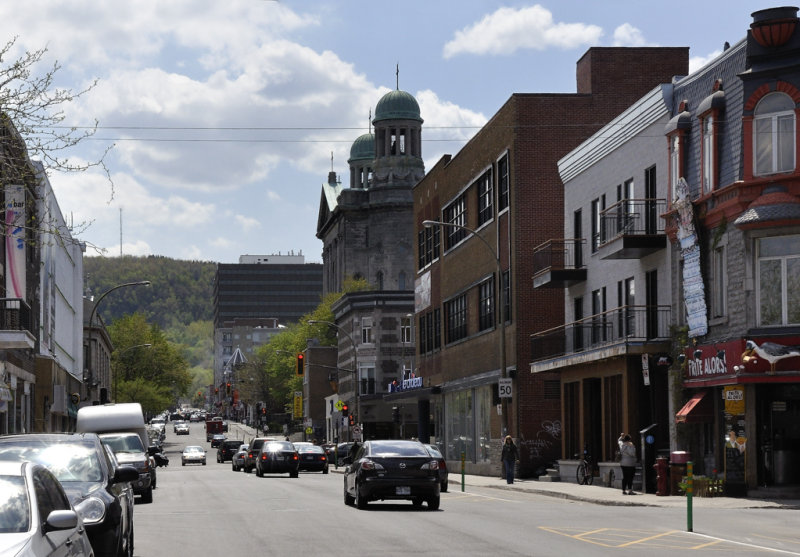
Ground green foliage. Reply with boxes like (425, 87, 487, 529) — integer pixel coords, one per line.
(115, 377, 173, 416)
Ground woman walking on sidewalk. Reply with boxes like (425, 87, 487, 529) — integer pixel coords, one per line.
(501, 435, 519, 484)
(618, 433, 637, 494)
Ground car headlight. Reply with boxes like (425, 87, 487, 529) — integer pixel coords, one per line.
(74, 496, 106, 525)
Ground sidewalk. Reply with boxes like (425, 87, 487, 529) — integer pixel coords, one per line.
(227, 423, 798, 510)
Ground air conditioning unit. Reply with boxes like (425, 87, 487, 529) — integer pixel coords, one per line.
(51, 384, 66, 413)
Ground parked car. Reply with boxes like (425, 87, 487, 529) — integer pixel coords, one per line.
(0, 432, 138, 556)
(243, 437, 277, 473)
(99, 432, 155, 503)
(343, 439, 440, 510)
(255, 441, 299, 478)
(424, 443, 449, 493)
(210, 434, 226, 448)
(296, 444, 329, 474)
(174, 422, 190, 435)
(231, 444, 249, 472)
(217, 440, 242, 463)
(335, 442, 355, 466)
(0, 460, 94, 557)
(182, 446, 207, 466)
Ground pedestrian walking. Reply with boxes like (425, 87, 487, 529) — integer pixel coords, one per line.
(618, 433, 637, 494)
(501, 435, 519, 484)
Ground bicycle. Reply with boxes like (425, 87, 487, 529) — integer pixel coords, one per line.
(575, 447, 594, 485)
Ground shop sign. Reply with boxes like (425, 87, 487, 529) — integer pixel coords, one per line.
(388, 376, 423, 392)
(724, 385, 745, 416)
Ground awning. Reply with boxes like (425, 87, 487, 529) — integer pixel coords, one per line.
(0, 386, 12, 402)
(675, 390, 713, 424)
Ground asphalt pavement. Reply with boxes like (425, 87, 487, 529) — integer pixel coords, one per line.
(227, 421, 799, 511)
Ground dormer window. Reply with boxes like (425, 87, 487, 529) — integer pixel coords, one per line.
(754, 92, 795, 176)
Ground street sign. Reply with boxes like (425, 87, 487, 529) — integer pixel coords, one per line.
(305, 426, 313, 435)
(335, 400, 344, 411)
(352, 425, 362, 440)
(498, 378, 512, 398)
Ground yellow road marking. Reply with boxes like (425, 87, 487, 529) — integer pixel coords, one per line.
(690, 539, 724, 549)
(617, 530, 678, 547)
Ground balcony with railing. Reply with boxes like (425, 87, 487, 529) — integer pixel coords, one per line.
(0, 298, 36, 349)
(530, 305, 671, 371)
(597, 198, 667, 259)
(532, 238, 587, 289)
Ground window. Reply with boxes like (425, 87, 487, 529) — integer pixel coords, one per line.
(498, 154, 509, 211)
(401, 316, 412, 343)
(502, 270, 511, 323)
(418, 225, 440, 269)
(618, 277, 635, 337)
(361, 317, 373, 344)
(478, 277, 494, 331)
(591, 287, 606, 344)
(419, 309, 441, 354)
(445, 294, 467, 343)
(616, 179, 634, 233)
(754, 92, 795, 176)
(670, 135, 681, 199)
(222, 332, 231, 343)
(590, 195, 605, 252)
(709, 244, 727, 320)
(477, 169, 493, 226)
(359, 364, 376, 395)
(702, 115, 716, 192)
(757, 235, 800, 326)
(443, 194, 467, 250)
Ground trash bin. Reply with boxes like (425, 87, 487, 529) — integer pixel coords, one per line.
(669, 451, 690, 495)
(654, 457, 669, 496)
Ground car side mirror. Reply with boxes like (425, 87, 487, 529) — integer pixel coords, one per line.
(147, 446, 160, 456)
(114, 465, 140, 484)
(43, 510, 78, 533)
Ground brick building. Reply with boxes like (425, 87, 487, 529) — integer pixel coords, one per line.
(413, 47, 688, 477)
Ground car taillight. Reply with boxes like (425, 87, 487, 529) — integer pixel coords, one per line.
(421, 460, 440, 470)
(292, 454, 298, 461)
(321, 455, 327, 461)
(360, 460, 385, 471)
(261, 454, 268, 460)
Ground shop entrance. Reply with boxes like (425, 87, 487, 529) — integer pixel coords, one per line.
(757, 384, 800, 486)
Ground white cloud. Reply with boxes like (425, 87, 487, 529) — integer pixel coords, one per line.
(689, 50, 723, 74)
(235, 215, 261, 230)
(612, 23, 651, 47)
(443, 5, 603, 58)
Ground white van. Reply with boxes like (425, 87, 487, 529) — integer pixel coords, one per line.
(76, 403, 155, 502)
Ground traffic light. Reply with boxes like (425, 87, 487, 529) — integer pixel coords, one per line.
(226, 382, 231, 394)
(341, 403, 348, 415)
(392, 406, 400, 424)
(348, 413, 355, 426)
(296, 353, 305, 376)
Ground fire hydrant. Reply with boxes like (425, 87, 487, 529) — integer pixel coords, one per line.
(654, 456, 669, 496)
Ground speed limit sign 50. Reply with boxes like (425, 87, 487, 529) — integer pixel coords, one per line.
(498, 378, 512, 398)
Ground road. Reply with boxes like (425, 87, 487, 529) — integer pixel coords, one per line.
(132, 422, 800, 556)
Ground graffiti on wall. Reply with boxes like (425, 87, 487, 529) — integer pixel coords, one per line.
(520, 419, 561, 460)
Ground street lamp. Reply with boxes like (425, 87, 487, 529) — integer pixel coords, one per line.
(87, 281, 150, 401)
(422, 219, 510, 437)
(308, 319, 360, 437)
(113, 343, 152, 401)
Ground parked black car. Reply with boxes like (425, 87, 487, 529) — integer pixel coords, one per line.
(296, 444, 329, 473)
(255, 441, 299, 477)
(217, 439, 242, 463)
(343, 439, 440, 510)
(243, 437, 275, 473)
(0, 432, 139, 557)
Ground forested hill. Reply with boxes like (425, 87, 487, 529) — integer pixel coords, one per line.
(83, 256, 216, 329)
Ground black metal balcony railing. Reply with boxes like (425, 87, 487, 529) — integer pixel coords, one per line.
(532, 239, 585, 275)
(0, 298, 32, 332)
(530, 305, 671, 362)
(599, 198, 667, 245)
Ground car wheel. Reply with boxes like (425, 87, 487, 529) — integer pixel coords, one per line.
(202, 460, 206, 465)
(182, 461, 186, 466)
(256, 465, 263, 477)
(232, 463, 237, 471)
(441, 480, 448, 493)
(290, 470, 299, 478)
(141, 487, 153, 504)
(355, 481, 368, 509)
(343, 478, 354, 506)
(323, 466, 329, 474)
(427, 495, 440, 511)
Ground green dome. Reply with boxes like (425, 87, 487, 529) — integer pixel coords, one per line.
(349, 133, 375, 162)
(373, 90, 422, 122)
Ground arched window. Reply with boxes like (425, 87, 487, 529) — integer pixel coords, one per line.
(754, 92, 796, 176)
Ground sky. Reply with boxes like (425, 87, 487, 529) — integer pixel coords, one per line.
(1, 0, 781, 264)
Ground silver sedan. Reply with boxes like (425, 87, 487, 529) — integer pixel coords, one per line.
(181, 446, 207, 466)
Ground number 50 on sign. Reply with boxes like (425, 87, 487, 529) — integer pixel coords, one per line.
(498, 378, 512, 398)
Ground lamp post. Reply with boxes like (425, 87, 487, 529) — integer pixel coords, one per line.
(308, 319, 359, 438)
(113, 343, 152, 402)
(422, 219, 509, 437)
(87, 281, 151, 402)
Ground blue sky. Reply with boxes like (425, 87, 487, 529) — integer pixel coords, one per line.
(2, 1, 777, 263)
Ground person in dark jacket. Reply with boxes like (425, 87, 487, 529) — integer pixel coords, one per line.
(501, 435, 519, 484)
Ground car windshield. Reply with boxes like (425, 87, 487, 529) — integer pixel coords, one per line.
(266, 442, 293, 451)
(0, 476, 29, 533)
(0, 440, 103, 483)
(101, 434, 144, 454)
(184, 447, 203, 454)
(369, 441, 429, 457)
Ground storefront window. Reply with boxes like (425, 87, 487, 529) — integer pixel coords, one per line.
(445, 389, 473, 461)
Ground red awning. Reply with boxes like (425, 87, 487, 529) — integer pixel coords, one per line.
(675, 391, 713, 424)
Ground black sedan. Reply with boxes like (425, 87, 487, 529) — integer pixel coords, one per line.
(296, 444, 329, 473)
(0, 432, 138, 557)
(343, 439, 441, 510)
(255, 441, 299, 477)
(217, 440, 242, 463)
(424, 443, 449, 492)
(210, 434, 226, 448)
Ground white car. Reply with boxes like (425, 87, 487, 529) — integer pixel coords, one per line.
(181, 446, 207, 466)
(0, 460, 94, 556)
(175, 422, 190, 435)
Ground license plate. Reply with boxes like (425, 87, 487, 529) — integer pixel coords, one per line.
(305, 456, 314, 460)
(396, 486, 411, 495)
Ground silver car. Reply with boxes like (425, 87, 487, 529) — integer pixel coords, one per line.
(181, 446, 207, 466)
(0, 461, 94, 556)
